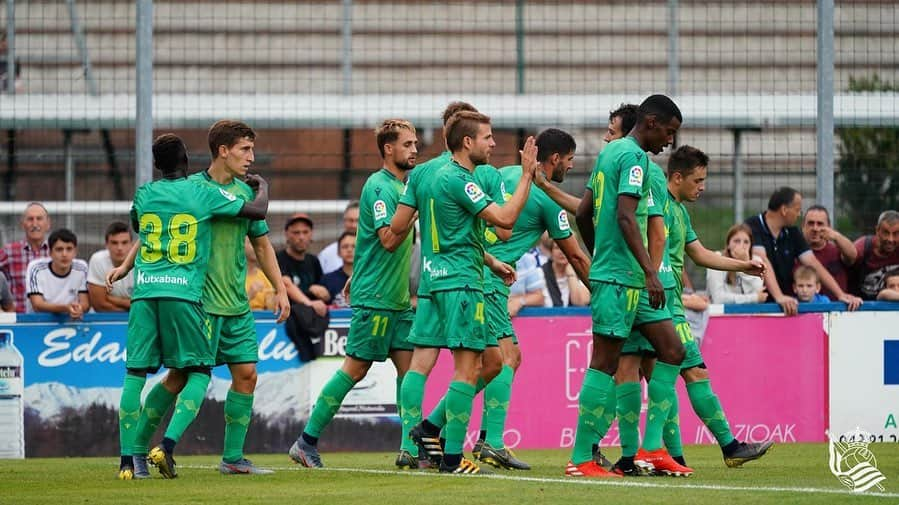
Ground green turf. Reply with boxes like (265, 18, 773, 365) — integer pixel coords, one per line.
(1, 444, 895, 504)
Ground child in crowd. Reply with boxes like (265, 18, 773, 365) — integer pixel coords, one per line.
(793, 265, 830, 303)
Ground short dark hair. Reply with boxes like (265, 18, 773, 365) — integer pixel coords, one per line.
(535, 128, 576, 162)
(610, 103, 639, 137)
(337, 231, 356, 248)
(207, 120, 256, 159)
(884, 270, 899, 285)
(445, 111, 491, 152)
(48, 228, 77, 248)
(105, 221, 130, 241)
(638, 94, 683, 125)
(374, 119, 416, 158)
(667, 145, 709, 179)
(804, 205, 831, 225)
(152, 134, 189, 175)
(768, 187, 800, 211)
(442, 102, 478, 126)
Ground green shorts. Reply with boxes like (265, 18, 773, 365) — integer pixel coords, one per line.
(126, 298, 214, 370)
(211, 311, 259, 366)
(622, 287, 678, 356)
(345, 306, 414, 362)
(675, 315, 705, 370)
(590, 281, 672, 338)
(484, 291, 516, 346)
(408, 290, 487, 351)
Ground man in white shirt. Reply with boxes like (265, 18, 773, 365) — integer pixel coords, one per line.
(318, 201, 359, 274)
(87, 221, 134, 311)
(26, 228, 89, 318)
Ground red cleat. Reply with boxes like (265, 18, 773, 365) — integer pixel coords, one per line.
(564, 460, 623, 478)
(634, 448, 693, 477)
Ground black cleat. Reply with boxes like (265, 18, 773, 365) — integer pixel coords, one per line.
(148, 445, 177, 479)
(395, 450, 433, 470)
(593, 447, 613, 471)
(409, 423, 443, 467)
(724, 440, 774, 468)
(477, 442, 531, 470)
(611, 457, 646, 477)
(439, 457, 492, 474)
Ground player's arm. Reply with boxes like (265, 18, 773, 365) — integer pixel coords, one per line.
(618, 195, 664, 308)
(378, 225, 412, 252)
(575, 188, 595, 253)
(251, 234, 290, 323)
(236, 174, 270, 220)
(477, 137, 537, 228)
(648, 215, 666, 272)
(390, 204, 417, 237)
(494, 226, 513, 242)
(535, 172, 581, 214)
(798, 251, 862, 310)
(686, 239, 765, 275)
(484, 252, 516, 286)
(555, 235, 591, 286)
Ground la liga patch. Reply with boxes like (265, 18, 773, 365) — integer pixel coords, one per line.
(373, 200, 387, 220)
(465, 182, 486, 203)
(628, 165, 644, 187)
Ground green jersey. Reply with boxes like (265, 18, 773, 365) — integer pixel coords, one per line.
(474, 164, 507, 248)
(399, 151, 448, 296)
(188, 172, 269, 316)
(130, 177, 245, 303)
(352, 168, 414, 310)
(587, 136, 652, 288)
(667, 192, 699, 296)
(648, 161, 676, 290)
(484, 165, 573, 294)
(402, 159, 492, 293)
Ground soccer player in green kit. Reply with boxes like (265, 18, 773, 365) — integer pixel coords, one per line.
(115, 134, 270, 480)
(390, 111, 536, 474)
(288, 119, 419, 469)
(565, 94, 686, 479)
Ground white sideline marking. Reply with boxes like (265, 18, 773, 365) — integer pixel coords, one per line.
(183, 463, 899, 498)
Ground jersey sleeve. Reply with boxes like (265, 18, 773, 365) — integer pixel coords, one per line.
(369, 181, 399, 231)
(683, 206, 698, 244)
(541, 196, 573, 241)
(199, 184, 246, 218)
(398, 171, 418, 209)
(447, 172, 492, 216)
(616, 150, 646, 197)
(648, 165, 667, 217)
(248, 219, 269, 238)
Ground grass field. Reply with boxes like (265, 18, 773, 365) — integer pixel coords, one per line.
(1, 443, 896, 504)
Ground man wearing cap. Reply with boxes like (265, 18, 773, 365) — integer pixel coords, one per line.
(278, 213, 330, 315)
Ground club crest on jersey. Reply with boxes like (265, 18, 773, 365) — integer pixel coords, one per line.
(219, 188, 237, 201)
(558, 210, 570, 231)
(628, 165, 644, 187)
(373, 200, 387, 220)
(465, 182, 485, 203)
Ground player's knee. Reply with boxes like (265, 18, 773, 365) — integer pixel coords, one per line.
(233, 368, 258, 391)
(503, 345, 521, 370)
(162, 370, 188, 391)
(659, 345, 685, 366)
(481, 356, 501, 383)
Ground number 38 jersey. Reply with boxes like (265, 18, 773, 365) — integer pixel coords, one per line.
(130, 177, 245, 303)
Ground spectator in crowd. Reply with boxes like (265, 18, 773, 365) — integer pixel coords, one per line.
(321, 231, 354, 308)
(745, 187, 860, 315)
(707, 224, 767, 304)
(0, 274, 12, 311)
(318, 201, 360, 274)
(876, 271, 899, 301)
(853, 210, 899, 300)
(800, 205, 856, 300)
(0, 33, 23, 93)
(508, 253, 546, 317)
(682, 287, 711, 343)
(541, 240, 589, 307)
(0, 202, 51, 312)
(245, 237, 278, 311)
(793, 265, 830, 303)
(25, 228, 89, 318)
(87, 221, 134, 311)
(277, 212, 330, 314)
(527, 232, 554, 268)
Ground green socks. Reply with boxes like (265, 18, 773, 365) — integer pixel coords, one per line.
(304, 370, 356, 439)
(400, 371, 427, 455)
(570, 369, 616, 464)
(687, 378, 735, 447)
(642, 361, 679, 451)
(663, 389, 683, 458)
(163, 372, 211, 444)
(483, 365, 514, 448)
(428, 377, 486, 430)
(118, 374, 146, 456)
(132, 381, 176, 455)
(615, 381, 642, 458)
(443, 381, 476, 455)
(395, 375, 404, 412)
(223, 390, 254, 463)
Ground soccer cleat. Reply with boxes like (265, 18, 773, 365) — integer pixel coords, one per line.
(395, 450, 433, 470)
(592, 447, 614, 471)
(477, 442, 531, 470)
(439, 457, 492, 474)
(724, 440, 774, 468)
(148, 445, 178, 479)
(409, 423, 443, 467)
(117, 465, 134, 480)
(288, 439, 324, 468)
(565, 460, 622, 478)
(471, 438, 485, 460)
(611, 458, 646, 477)
(133, 455, 151, 479)
(634, 448, 693, 477)
(219, 458, 275, 475)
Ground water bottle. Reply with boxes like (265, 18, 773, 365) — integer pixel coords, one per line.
(0, 330, 24, 459)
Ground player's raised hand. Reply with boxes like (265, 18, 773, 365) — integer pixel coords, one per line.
(244, 173, 267, 192)
(105, 266, 126, 292)
(519, 136, 538, 179)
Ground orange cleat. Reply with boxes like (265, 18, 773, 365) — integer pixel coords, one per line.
(565, 460, 623, 478)
(634, 448, 693, 477)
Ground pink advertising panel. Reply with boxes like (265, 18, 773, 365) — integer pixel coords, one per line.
(422, 313, 827, 449)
